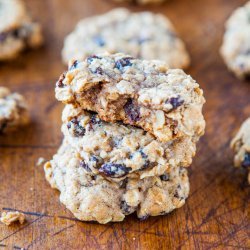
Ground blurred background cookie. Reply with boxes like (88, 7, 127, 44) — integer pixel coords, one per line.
(0, 0, 43, 61)
(220, 1, 250, 79)
(62, 8, 190, 69)
(0, 86, 29, 134)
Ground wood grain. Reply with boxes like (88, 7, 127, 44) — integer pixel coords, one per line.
(0, 0, 249, 249)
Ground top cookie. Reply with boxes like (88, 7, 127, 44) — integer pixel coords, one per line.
(220, 1, 250, 78)
(55, 53, 205, 143)
(62, 8, 190, 69)
(0, 0, 43, 60)
(231, 117, 250, 183)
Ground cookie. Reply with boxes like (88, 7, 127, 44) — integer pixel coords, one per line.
(44, 142, 190, 224)
(0, 87, 29, 133)
(61, 104, 198, 180)
(220, 1, 250, 78)
(0, 0, 43, 60)
(56, 53, 205, 143)
(231, 118, 250, 184)
(62, 8, 190, 69)
(112, 0, 166, 4)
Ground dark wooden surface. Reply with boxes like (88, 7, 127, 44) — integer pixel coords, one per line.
(0, 0, 249, 249)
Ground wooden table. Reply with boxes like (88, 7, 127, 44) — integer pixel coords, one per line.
(0, 0, 249, 249)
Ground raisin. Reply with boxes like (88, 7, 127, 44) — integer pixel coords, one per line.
(174, 190, 179, 198)
(67, 117, 86, 137)
(91, 175, 97, 181)
(174, 185, 182, 198)
(99, 163, 132, 178)
(135, 149, 155, 170)
(120, 178, 128, 189)
(80, 160, 91, 172)
(93, 35, 105, 47)
(56, 72, 66, 88)
(115, 57, 133, 70)
(12, 29, 20, 38)
(87, 55, 101, 64)
(160, 174, 170, 181)
(88, 114, 101, 130)
(120, 201, 132, 214)
(141, 160, 155, 170)
(166, 96, 184, 110)
(140, 150, 147, 159)
(90, 114, 101, 125)
(69, 60, 79, 70)
(124, 99, 140, 122)
(90, 155, 103, 168)
(242, 152, 250, 168)
(90, 155, 99, 163)
(95, 67, 103, 75)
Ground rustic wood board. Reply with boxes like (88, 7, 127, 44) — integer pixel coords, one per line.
(0, 0, 249, 249)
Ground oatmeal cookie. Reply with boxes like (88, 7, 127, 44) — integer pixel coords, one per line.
(231, 118, 250, 183)
(62, 8, 190, 69)
(61, 105, 198, 180)
(0, 0, 43, 60)
(0, 87, 29, 133)
(56, 53, 205, 143)
(220, 1, 250, 78)
(44, 142, 189, 224)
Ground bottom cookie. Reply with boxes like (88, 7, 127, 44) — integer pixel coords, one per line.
(231, 118, 250, 184)
(44, 142, 190, 224)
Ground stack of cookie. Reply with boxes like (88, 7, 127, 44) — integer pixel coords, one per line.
(44, 53, 205, 224)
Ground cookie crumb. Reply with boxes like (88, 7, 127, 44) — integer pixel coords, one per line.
(36, 157, 46, 166)
(0, 211, 25, 226)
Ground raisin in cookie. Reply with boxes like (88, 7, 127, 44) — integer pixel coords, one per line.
(44, 142, 189, 224)
(231, 118, 250, 183)
(0, 87, 29, 133)
(220, 1, 250, 79)
(56, 53, 205, 143)
(62, 8, 190, 69)
(0, 0, 43, 60)
(112, 0, 166, 4)
(61, 104, 198, 180)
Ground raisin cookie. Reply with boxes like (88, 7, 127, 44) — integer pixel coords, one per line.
(112, 0, 166, 4)
(231, 118, 250, 184)
(56, 53, 205, 143)
(220, 1, 250, 79)
(61, 105, 198, 180)
(0, 0, 43, 60)
(0, 87, 29, 133)
(62, 8, 190, 69)
(44, 142, 190, 224)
